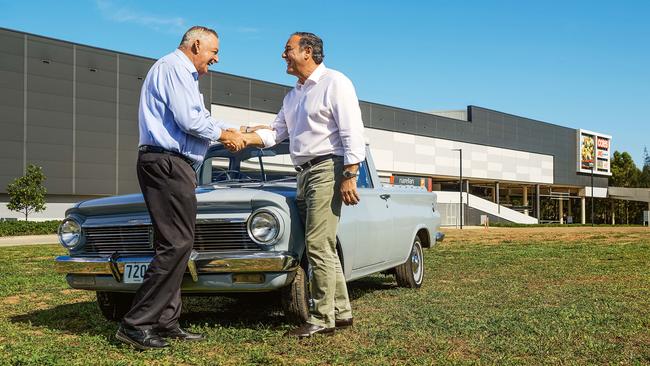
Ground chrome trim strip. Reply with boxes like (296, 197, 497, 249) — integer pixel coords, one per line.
(55, 251, 299, 276)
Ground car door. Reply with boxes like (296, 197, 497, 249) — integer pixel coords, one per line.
(344, 161, 393, 271)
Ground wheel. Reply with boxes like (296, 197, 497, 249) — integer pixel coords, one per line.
(96, 291, 134, 321)
(280, 265, 311, 324)
(394, 236, 424, 288)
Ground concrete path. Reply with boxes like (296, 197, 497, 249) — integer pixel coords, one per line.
(0, 234, 58, 247)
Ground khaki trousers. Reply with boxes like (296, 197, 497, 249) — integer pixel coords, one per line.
(296, 157, 352, 328)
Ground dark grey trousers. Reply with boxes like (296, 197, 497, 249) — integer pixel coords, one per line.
(122, 151, 197, 330)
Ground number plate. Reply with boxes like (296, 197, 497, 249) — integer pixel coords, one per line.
(123, 263, 149, 284)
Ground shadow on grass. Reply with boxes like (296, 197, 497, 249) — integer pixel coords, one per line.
(9, 275, 395, 336)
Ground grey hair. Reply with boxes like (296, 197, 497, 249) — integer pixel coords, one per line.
(291, 32, 324, 64)
(179, 26, 219, 48)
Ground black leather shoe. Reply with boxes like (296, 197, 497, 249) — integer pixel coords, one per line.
(116, 324, 169, 350)
(158, 327, 205, 341)
(335, 318, 353, 329)
(284, 323, 335, 339)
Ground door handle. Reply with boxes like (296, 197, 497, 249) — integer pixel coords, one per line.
(380, 194, 391, 200)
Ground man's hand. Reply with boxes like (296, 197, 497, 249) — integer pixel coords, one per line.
(341, 177, 360, 205)
(240, 125, 273, 133)
(219, 129, 246, 152)
(341, 163, 361, 206)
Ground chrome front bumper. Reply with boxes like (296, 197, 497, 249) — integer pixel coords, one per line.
(55, 250, 299, 292)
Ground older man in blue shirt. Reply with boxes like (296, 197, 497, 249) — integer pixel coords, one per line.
(116, 26, 244, 350)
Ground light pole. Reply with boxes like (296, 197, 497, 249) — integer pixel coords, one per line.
(452, 148, 463, 229)
(590, 163, 594, 227)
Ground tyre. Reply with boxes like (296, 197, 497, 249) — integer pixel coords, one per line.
(280, 265, 311, 324)
(96, 291, 134, 321)
(394, 236, 424, 288)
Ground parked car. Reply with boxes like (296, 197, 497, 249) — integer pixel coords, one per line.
(55, 141, 444, 322)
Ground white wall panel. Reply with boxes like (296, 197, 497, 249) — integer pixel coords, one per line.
(210, 104, 555, 184)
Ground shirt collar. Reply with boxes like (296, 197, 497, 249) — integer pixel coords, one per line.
(297, 63, 326, 89)
(173, 49, 199, 80)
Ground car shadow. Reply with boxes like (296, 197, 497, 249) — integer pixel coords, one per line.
(9, 275, 396, 336)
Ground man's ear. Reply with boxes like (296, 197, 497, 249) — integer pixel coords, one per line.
(304, 46, 312, 60)
(192, 39, 200, 54)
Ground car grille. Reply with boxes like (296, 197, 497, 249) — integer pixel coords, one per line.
(81, 222, 258, 255)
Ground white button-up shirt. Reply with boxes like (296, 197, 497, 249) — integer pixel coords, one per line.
(255, 63, 366, 166)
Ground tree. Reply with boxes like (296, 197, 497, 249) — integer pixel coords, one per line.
(6, 164, 47, 221)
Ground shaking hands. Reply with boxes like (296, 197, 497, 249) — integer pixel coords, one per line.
(219, 129, 246, 152)
(219, 125, 272, 152)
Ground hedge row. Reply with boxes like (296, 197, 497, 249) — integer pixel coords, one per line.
(0, 220, 60, 237)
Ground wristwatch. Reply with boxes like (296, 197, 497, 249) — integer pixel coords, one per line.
(342, 170, 358, 179)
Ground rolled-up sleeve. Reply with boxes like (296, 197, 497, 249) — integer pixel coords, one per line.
(254, 107, 289, 148)
(157, 63, 222, 141)
(331, 77, 366, 165)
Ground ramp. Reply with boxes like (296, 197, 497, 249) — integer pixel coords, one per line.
(435, 191, 538, 225)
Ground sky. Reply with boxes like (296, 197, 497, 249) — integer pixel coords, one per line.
(2, 0, 649, 167)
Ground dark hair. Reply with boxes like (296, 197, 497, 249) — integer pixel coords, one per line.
(180, 26, 219, 47)
(291, 32, 324, 64)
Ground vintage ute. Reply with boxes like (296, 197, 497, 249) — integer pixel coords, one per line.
(55, 141, 443, 322)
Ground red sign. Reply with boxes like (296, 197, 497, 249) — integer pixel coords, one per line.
(597, 138, 610, 150)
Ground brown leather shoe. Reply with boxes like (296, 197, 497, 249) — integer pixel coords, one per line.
(284, 323, 335, 339)
(335, 318, 353, 329)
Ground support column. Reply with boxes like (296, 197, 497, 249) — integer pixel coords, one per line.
(536, 185, 541, 221)
(523, 186, 529, 216)
(559, 198, 564, 224)
(496, 182, 500, 213)
(581, 197, 586, 224)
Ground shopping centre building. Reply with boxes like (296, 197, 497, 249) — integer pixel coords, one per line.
(0, 27, 614, 225)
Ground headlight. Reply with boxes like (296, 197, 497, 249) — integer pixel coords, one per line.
(247, 210, 281, 245)
(58, 218, 82, 249)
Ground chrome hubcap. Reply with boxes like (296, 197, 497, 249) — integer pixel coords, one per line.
(411, 242, 422, 282)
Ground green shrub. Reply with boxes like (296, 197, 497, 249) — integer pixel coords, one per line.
(0, 220, 60, 237)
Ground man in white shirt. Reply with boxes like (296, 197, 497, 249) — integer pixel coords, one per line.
(241, 32, 366, 338)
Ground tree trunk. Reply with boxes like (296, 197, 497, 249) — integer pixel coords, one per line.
(611, 200, 615, 225)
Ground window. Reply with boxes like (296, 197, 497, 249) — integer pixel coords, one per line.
(357, 160, 372, 188)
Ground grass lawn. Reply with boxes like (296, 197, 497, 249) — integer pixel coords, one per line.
(1, 227, 649, 365)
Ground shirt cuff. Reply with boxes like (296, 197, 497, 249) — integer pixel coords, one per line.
(343, 151, 365, 166)
(254, 129, 277, 148)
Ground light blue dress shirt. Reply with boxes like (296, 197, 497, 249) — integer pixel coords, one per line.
(138, 49, 228, 164)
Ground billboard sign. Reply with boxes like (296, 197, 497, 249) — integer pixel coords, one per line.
(577, 129, 612, 176)
(390, 175, 433, 191)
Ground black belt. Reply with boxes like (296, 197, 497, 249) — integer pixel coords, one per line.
(138, 145, 194, 166)
(295, 154, 338, 172)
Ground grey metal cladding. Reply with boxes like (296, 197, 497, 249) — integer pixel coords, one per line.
(26, 109, 72, 129)
(76, 116, 116, 143)
(27, 73, 72, 97)
(76, 96, 116, 117)
(0, 51, 24, 73)
(251, 80, 285, 113)
(370, 104, 395, 130)
(76, 82, 117, 104)
(76, 46, 117, 72)
(0, 29, 24, 56)
(27, 90, 72, 115)
(359, 102, 371, 127)
(395, 109, 416, 132)
(416, 113, 436, 137)
(211, 73, 249, 108)
(0, 87, 23, 108)
(27, 36, 74, 64)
